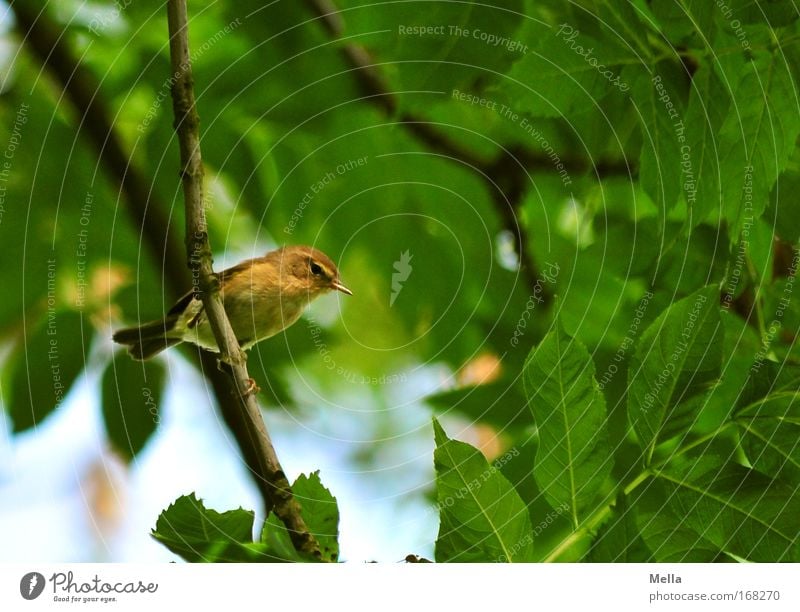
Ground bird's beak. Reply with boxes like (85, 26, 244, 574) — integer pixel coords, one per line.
(332, 280, 353, 296)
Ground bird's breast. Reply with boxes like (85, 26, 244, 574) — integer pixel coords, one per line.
(226, 289, 309, 344)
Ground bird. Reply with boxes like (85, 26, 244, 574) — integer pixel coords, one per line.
(113, 245, 351, 360)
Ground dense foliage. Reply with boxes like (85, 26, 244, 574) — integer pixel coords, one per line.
(2, 0, 799, 561)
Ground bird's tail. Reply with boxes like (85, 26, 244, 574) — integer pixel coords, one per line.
(112, 317, 182, 361)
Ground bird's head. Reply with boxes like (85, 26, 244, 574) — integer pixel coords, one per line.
(274, 245, 352, 300)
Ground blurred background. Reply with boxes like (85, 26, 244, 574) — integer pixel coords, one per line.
(2, 0, 798, 562)
(0, 0, 550, 562)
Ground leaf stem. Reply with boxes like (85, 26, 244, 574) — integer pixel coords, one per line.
(543, 470, 651, 562)
(657, 421, 737, 463)
(745, 253, 768, 339)
(544, 420, 738, 562)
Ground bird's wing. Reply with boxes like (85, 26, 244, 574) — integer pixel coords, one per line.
(167, 258, 260, 325)
(167, 289, 195, 316)
(218, 258, 258, 283)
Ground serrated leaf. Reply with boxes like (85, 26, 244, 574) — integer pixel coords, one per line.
(650, 0, 715, 44)
(502, 21, 634, 118)
(685, 311, 759, 434)
(101, 357, 165, 461)
(640, 514, 723, 561)
(523, 321, 612, 526)
(10, 311, 87, 432)
(736, 363, 800, 413)
(342, 0, 524, 103)
(152, 494, 261, 563)
(628, 286, 723, 456)
(631, 61, 685, 218)
(262, 471, 339, 562)
(656, 460, 800, 561)
(736, 392, 800, 481)
(655, 224, 731, 295)
(684, 65, 730, 226)
(635, 489, 724, 562)
(719, 49, 800, 238)
(570, 0, 655, 57)
(769, 170, 800, 242)
(432, 418, 534, 562)
(725, 0, 800, 26)
(589, 501, 651, 562)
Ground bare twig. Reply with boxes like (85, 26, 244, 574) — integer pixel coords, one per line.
(12, 0, 266, 523)
(11, 1, 289, 516)
(12, 0, 320, 559)
(166, 0, 319, 559)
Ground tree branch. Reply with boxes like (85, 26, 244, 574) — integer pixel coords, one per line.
(12, 2, 281, 513)
(12, 1, 319, 558)
(166, 0, 319, 559)
(10, 1, 185, 287)
(303, 0, 633, 301)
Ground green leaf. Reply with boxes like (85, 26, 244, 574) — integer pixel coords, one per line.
(654, 224, 731, 296)
(736, 392, 800, 481)
(631, 61, 686, 217)
(424, 381, 531, 431)
(724, 0, 800, 26)
(655, 459, 800, 561)
(650, 0, 715, 44)
(719, 49, 800, 238)
(501, 20, 634, 118)
(9, 311, 87, 432)
(262, 471, 340, 563)
(684, 65, 730, 226)
(692, 311, 761, 433)
(151, 494, 261, 563)
(570, 0, 656, 58)
(635, 487, 725, 562)
(735, 361, 800, 413)
(639, 514, 723, 561)
(589, 501, 651, 562)
(523, 320, 612, 526)
(628, 286, 723, 456)
(768, 170, 800, 242)
(432, 418, 534, 562)
(342, 0, 524, 104)
(747, 218, 777, 285)
(101, 357, 165, 461)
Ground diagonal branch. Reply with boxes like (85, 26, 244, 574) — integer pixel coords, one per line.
(10, 1, 185, 286)
(166, 0, 319, 559)
(12, 0, 319, 558)
(304, 0, 633, 302)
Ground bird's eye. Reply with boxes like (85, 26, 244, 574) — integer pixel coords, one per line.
(310, 262, 322, 276)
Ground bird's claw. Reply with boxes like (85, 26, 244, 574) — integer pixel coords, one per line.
(227, 376, 259, 397)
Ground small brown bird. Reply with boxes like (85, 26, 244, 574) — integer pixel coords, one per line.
(113, 245, 351, 360)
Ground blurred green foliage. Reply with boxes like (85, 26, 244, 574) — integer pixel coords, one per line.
(2, 0, 799, 562)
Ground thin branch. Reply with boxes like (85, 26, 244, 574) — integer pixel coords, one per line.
(166, 0, 320, 559)
(11, 1, 320, 558)
(11, 0, 272, 520)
